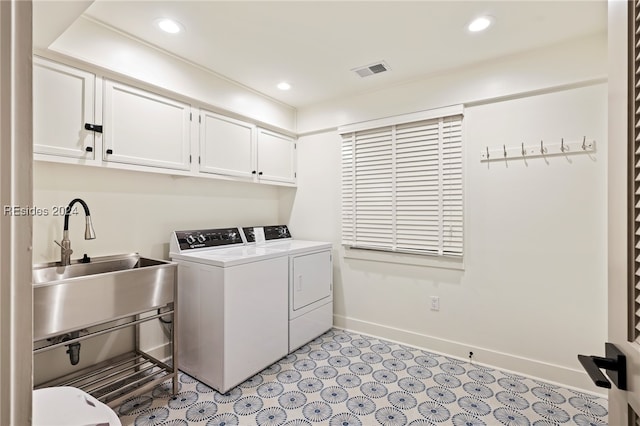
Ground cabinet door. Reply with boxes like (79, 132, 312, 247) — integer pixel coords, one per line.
(199, 111, 255, 178)
(33, 57, 96, 159)
(103, 80, 191, 171)
(256, 128, 296, 184)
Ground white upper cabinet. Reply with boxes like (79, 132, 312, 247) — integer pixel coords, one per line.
(33, 57, 296, 187)
(103, 80, 191, 171)
(198, 112, 296, 185)
(33, 57, 97, 160)
(199, 111, 255, 179)
(256, 128, 296, 184)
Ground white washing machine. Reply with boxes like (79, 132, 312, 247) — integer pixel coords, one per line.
(242, 225, 333, 352)
(169, 227, 289, 393)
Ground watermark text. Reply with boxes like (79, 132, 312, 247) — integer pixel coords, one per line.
(3, 205, 79, 216)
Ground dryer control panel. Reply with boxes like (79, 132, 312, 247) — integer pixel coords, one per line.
(174, 227, 243, 251)
(243, 225, 291, 243)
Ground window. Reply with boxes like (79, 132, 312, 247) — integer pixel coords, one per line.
(340, 106, 463, 257)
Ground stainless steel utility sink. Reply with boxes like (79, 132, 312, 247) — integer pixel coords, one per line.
(33, 254, 169, 284)
(33, 253, 176, 341)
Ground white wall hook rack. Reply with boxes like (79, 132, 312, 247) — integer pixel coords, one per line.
(480, 137, 596, 162)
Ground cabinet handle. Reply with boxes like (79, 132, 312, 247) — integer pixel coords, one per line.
(85, 146, 93, 152)
(106, 149, 113, 155)
(252, 171, 257, 174)
(84, 123, 103, 133)
(258, 171, 263, 176)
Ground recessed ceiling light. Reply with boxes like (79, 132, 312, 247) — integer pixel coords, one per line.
(468, 16, 493, 32)
(277, 82, 291, 91)
(156, 18, 183, 34)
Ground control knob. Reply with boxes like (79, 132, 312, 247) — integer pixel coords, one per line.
(186, 235, 196, 244)
(197, 234, 206, 243)
(276, 226, 289, 238)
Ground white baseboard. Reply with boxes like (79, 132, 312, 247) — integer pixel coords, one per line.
(333, 314, 606, 397)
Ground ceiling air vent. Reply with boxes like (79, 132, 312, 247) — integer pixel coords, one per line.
(352, 61, 391, 78)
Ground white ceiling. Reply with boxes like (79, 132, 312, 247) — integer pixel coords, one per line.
(38, 1, 608, 109)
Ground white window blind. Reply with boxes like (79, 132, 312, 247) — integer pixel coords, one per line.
(341, 108, 463, 257)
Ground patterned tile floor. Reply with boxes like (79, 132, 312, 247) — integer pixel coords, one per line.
(116, 329, 608, 426)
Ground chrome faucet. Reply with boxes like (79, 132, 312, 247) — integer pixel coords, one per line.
(54, 198, 96, 266)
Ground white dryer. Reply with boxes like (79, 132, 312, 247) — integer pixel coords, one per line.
(170, 227, 289, 393)
(242, 225, 333, 352)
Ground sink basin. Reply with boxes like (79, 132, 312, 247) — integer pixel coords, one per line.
(33, 254, 168, 284)
(33, 253, 176, 341)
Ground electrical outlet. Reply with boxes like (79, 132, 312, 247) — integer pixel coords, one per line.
(430, 296, 440, 311)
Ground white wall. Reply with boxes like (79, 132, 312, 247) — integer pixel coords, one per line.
(33, 162, 285, 263)
(285, 34, 607, 392)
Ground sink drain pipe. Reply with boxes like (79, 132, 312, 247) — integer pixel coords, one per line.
(45, 330, 87, 366)
(63, 331, 81, 365)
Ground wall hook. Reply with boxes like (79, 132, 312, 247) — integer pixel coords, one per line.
(480, 137, 594, 162)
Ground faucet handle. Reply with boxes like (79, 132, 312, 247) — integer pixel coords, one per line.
(54, 240, 73, 255)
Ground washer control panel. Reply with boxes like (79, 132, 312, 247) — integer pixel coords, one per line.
(175, 227, 243, 250)
(243, 225, 291, 243)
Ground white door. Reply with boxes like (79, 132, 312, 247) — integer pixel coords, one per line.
(291, 251, 332, 312)
(103, 80, 191, 171)
(607, 1, 640, 424)
(33, 57, 96, 159)
(199, 110, 256, 178)
(256, 128, 296, 184)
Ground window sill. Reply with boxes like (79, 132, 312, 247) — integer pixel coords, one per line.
(342, 246, 465, 270)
